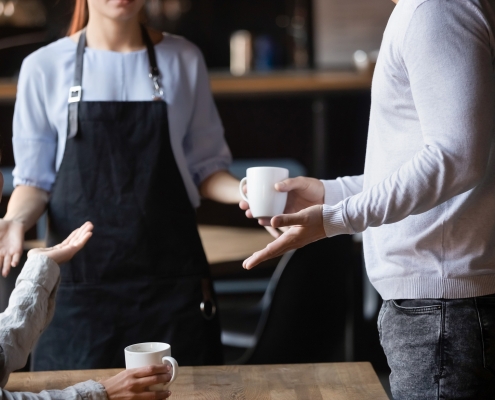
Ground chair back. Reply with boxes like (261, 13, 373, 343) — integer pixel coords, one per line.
(238, 235, 353, 364)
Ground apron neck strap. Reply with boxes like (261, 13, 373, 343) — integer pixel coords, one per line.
(140, 26, 164, 100)
(74, 28, 87, 88)
(69, 25, 162, 101)
(67, 25, 163, 138)
(140, 25, 160, 79)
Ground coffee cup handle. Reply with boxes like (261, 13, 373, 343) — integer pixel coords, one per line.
(161, 356, 178, 385)
(239, 177, 249, 202)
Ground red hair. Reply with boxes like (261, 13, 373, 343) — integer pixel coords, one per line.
(68, 0, 89, 36)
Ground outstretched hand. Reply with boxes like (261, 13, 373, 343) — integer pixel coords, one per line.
(243, 205, 326, 270)
(0, 219, 24, 277)
(28, 222, 93, 265)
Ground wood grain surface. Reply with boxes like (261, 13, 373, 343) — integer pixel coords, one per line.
(197, 225, 273, 264)
(5, 363, 388, 399)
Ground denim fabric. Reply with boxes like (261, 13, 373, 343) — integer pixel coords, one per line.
(378, 295, 495, 399)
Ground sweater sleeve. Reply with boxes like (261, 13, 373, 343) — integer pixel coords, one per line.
(321, 175, 364, 206)
(0, 255, 60, 388)
(323, 1, 495, 237)
(0, 381, 107, 400)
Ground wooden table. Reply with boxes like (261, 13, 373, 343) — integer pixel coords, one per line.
(197, 225, 273, 265)
(5, 363, 388, 399)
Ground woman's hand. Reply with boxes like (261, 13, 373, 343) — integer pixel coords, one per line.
(28, 222, 93, 265)
(100, 365, 172, 400)
(0, 185, 50, 277)
(0, 219, 25, 278)
(243, 205, 326, 270)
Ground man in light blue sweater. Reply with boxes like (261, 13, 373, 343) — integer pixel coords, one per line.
(241, 0, 495, 398)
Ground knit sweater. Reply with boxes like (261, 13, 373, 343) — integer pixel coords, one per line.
(322, 0, 495, 300)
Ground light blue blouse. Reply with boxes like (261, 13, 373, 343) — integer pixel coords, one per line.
(12, 34, 231, 208)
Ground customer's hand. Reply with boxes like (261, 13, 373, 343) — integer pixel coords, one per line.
(0, 219, 25, 277)
(28, 222, 93, 265)
(239, 176, 325, 228)
(100, 365, 172, 400)
(243, 205, 326, 270)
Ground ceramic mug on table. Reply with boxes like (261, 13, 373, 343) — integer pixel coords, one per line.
(124, 342, 179, 391)
(239, 167, 289, 219)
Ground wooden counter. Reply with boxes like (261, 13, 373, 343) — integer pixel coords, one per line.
(5, 363, 388, 399)
(0, 71, 371, 102)
(209, 70, 372, 96)
(0, 80, 16, 101)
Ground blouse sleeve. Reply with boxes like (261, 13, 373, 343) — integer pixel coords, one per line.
(12, 55, 58, 193)
(182, 48, 232, 187)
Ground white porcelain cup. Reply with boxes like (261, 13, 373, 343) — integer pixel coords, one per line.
(124, 342, 179, 391)
(239, 167, 289, 218)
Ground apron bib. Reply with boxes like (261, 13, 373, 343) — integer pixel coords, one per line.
(32, 27, 222, 370)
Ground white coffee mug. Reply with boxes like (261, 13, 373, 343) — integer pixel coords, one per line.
(239, 167, 289, 218)
(124, 342, 179, 391)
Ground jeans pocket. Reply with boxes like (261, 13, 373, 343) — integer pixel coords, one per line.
(391, 299, 442, 314)
(377, 301, 387, 345)
(476, 297, 495, 375)
(382, 300, 442, 400)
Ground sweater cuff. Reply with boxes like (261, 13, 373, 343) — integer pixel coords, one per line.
(320, 179, 344, 206)
(322, 203, 354, 237)
(73, 380, 108, 400)
(16, 255, 60, 294)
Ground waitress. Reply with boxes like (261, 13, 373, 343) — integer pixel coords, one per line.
(1, 0, 242, 370)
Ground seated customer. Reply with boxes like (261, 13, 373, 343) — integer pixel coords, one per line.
(0, 222, 173, 400)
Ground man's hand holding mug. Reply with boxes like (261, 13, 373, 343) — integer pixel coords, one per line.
(239, 172, 327, 269)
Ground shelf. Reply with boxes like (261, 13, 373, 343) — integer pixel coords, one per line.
(209, 70, 372, 96)
(0, 80, 16, 102)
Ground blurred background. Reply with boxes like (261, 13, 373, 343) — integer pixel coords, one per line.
(0, 0, 395, 396)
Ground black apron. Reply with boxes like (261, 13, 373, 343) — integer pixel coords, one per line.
(32, 27, 222, 370)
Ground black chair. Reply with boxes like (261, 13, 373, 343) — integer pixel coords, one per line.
(220, 235, 356, 364)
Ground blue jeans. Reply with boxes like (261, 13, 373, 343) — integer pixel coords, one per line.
(378, 295, 495, 399)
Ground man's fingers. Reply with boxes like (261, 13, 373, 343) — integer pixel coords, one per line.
(257, 218, 272, 226)
(274, 177, 304, 193)
(243, 237, 290, 270)
(239, 200, 249, 210)
(243, 247, 285, 270)
(271, 212, 306, 229)
(264, 226, 281, 239)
